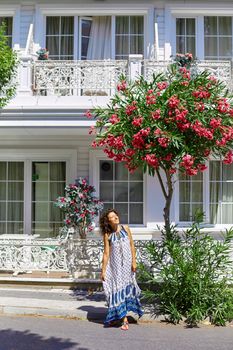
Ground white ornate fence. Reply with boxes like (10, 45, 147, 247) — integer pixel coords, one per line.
(33, 60, 128, 96)
(143, 60, 232, 86)
(31, 58, 233, 97)
(0, 237, 149, 276)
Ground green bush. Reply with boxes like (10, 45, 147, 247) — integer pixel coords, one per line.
(138, 219, 233, 326)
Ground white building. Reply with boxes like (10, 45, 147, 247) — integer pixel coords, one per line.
(1, 0, 233, 242)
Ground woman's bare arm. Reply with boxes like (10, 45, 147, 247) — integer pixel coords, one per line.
(101, 233, 110, 281)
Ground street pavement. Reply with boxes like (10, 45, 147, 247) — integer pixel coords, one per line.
(0, 288, 232, 350)
(0, 315, 232, 350)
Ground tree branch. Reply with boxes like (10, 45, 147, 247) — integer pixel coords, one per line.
(156, 168, 168, 199)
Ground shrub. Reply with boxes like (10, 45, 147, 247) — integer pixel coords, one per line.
(138, 218, 233, 326)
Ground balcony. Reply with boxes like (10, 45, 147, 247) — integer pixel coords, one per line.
(10, 55, 233, 111)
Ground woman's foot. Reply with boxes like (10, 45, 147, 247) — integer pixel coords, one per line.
(121, 317, 129, 331)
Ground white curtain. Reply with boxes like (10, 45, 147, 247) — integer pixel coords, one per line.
(115, 16, 144, 59)
(87, 16, 111, 59)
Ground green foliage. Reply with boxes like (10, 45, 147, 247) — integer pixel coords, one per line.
(138, 219, 233, 326)
(0, 23, 18, 108)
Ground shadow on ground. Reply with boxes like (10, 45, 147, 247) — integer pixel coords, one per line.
(0, 329, 89, 350)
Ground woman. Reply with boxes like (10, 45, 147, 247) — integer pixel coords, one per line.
(100, 209, 143, 330)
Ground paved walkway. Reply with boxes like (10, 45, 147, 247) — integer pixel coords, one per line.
(0, 287, 155, 322)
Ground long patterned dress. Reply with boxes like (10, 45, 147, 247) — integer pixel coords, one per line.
(103, 226, 143, 324)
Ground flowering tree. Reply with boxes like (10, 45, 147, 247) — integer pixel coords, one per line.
(0, 23, 17, 108)
(88, 54, 233, 236)
(55, 178, 103, 239)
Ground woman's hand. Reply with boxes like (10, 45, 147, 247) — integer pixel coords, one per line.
(101, 271, 106, 281)
(131, 261, 137, 273)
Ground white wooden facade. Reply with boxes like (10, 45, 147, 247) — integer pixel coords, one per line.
(1, 0, 233, 241)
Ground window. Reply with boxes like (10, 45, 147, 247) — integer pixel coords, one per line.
(209, 161, 233, 224)
(179, 171, 203, 222)
(80, 18, 92, 60)
(179, 160, 233, 225)
(32, 162, 66, 238)
(115, 16, 144, 59)
(204, 17, 232, 60)
(0, 17, 13, 47)
(46, 16, 74, 60)
(0, 162, 24, 234)
(176, 18, 196, 56)
(99, 160, 143, 224)
(0, 160, 66, 237)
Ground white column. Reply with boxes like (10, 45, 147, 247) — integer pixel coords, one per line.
(17, 54, 33, 96)
(128, 54, 143, 81)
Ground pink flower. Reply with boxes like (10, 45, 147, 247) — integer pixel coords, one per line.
(65, 219, 71, 225)
(163, 154, 173, 161)
(217, 98, 230, 113)
(125, 103, 137, 116)
(109, 114, 120, 124)
(146, 93, 156, 105)
(125, 148, 136, 157)
(223, 150, 233, 164)
(151, 110, 161, 120)
(186, 168, 198, 176)
(168, 96, 180, 109)
(195, 102, 205, 112)
(117, 80, 127, 91)
(180, 154, 194, 168)
(197, 164, 207, 172)
(88, 126, 96, 135)
(85, 110, 92, 119)
(192, 88, 211, 99)
(158, 137, 169, 148)
(132, 117, 143, 127)
(143, 154, 159, 168)
(210, 118, 222, 129)
(157, 82, 168, 90)
(169, 168, 176, 174)
(154, 128, 162, 135)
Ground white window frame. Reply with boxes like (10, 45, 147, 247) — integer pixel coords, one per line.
(165, 4, 233, 60)
(174, 157, 233, 229)
(89, 150, 146, 227)
(0, 149, 77, 236)
(0, 4, 20, 48)
(79, 16, 92, 60)
(35, 4, 153, 60)
(174, 17, 197, 57)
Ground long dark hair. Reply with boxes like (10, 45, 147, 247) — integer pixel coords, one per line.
(99, 208, 119, 235)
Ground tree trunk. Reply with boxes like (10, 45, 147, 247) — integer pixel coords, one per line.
(156, 168, 174, 239)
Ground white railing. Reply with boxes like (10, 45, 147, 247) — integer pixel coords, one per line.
(143, 59, 232, 86)
(0, 237, 149, 277)
(31, 58, 233, 97)
(32, 60, 128, 97)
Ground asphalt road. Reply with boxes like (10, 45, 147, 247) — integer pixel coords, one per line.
(0, 316, 232, 350)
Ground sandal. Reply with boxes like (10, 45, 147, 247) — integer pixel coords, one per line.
(121, 321, 129, 331)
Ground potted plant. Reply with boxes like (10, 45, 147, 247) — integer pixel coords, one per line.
(55, 177, 103, 239)
(36, 48, 49, 60)
(55, 178, 103, 277)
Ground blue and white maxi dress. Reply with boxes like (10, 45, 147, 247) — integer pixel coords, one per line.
(103, 226, 143, 324)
